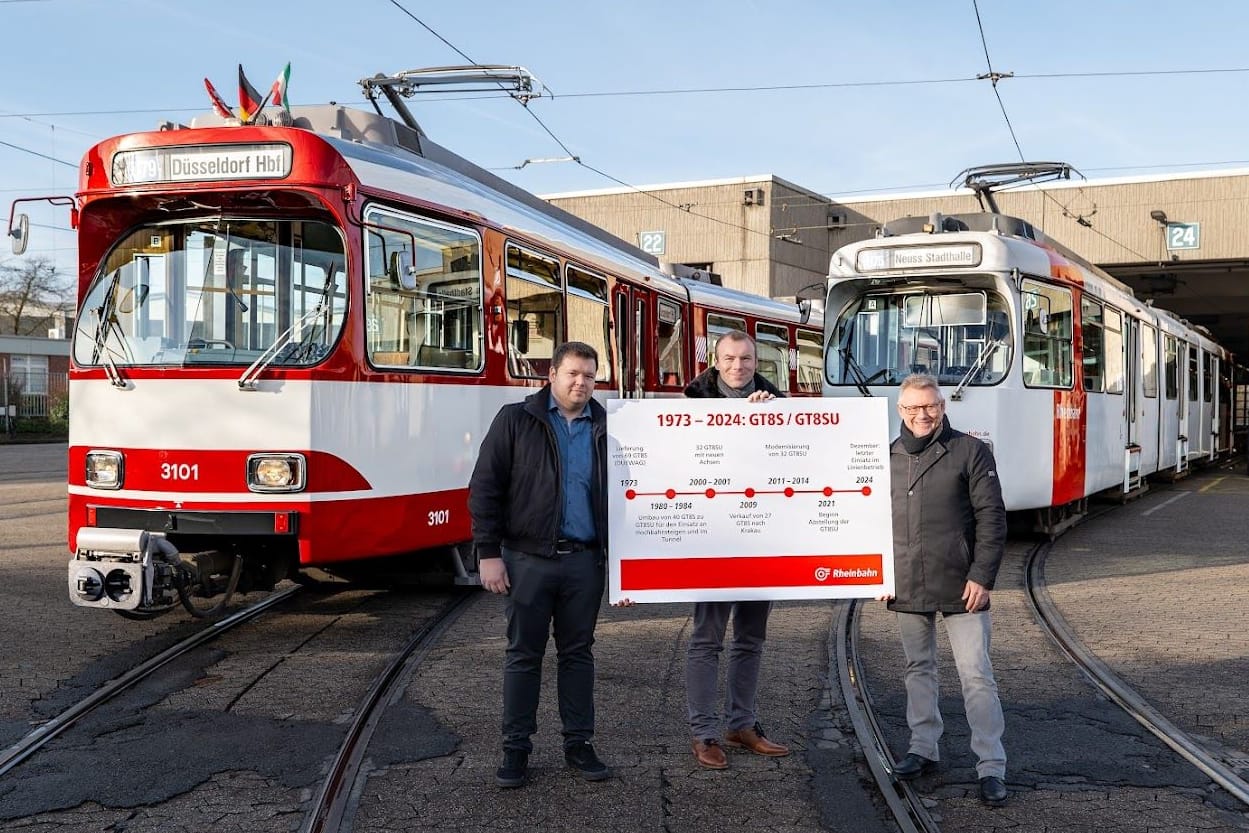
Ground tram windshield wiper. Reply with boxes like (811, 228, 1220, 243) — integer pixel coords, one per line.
(237, 268, 336, 391)
(949, 337, 1006, 401)
(838, 346, 877, 397)
(90, 272, 131, 388)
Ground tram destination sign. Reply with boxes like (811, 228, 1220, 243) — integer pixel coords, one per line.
(111, 143, 292, 185)
(856, 243, 981, 272)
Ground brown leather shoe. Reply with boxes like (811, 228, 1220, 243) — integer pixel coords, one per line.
(692, 738, 729, 769)
(724, 723, 790, 757)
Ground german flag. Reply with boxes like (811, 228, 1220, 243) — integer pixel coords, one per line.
(237, 65, 264, 123)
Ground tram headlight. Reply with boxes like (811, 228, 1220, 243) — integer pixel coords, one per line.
(246, 453, 306, 493)
(85, 450, 124, 490)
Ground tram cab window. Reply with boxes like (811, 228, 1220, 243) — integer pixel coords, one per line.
(505, 245, 563, 378)
(364, 209, 483, 372)
(827, 289, 1012, 388)
(1020, 280, 1073, 389)
(656, 299, 686, 387)
(566, 265, 610, 382)
(74, 219, 347, 369)
(706, 313, 746, 368)
(796, 328, 822, 392)
(755, 323, 790, 393)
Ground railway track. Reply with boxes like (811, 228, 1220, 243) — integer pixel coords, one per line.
(301, 590, 476, 833)
(1024, 540, 1249, 808)
(835, 598, 942, 833)
(0, 585, 301, 779)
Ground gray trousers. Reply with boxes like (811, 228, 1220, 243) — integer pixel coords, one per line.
(686, 600, 772, 740)
(897, 610, 1006, 779)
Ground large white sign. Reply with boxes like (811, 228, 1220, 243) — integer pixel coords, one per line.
(607, 397, 894, 603)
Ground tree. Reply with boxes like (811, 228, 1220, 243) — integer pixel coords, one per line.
(0, 256, 73, 336)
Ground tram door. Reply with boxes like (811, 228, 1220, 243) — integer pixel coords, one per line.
(1124, 317, 1141, 488)
(613, 284, 650, 398)
(1176, 342, 1190, 473)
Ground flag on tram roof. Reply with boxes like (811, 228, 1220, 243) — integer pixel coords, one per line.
(203, 78, 233, 120)
(270, 62, 291, 114)
(237, 64, 264, 123)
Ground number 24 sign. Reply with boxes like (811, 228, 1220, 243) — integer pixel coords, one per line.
(1165, 222, 1200, 251)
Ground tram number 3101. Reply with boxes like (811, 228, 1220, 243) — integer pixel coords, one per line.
(160, 463, 199, 481)
(428, 509, 451, 526)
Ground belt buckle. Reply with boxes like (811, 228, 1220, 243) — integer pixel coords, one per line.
(554, 539, 583, 555)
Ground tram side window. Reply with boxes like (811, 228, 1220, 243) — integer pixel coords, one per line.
(364, 209, 483, 371)
(1188, 346, 1199, 403)
(796, 328, 822, 392)
(1203, 351, 1214, 402)
(755, 323, 790, 393)
(506, 245, 563, 378)
(1141, 324, 1158, 398)
(657, 299, 685, 387)
(1104, 307, 1124, 395)
(1081, 297, 1104, 393)
(1020, 279, 1073, 388)
(706, 313, 746, 366)
(1164, 336, 1178, 399)
(566, 265, 610, 382)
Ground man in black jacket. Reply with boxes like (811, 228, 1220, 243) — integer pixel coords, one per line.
(683, 330, 791, 769)
(469, 341, 612, 789)
(881, 373, 1009, 805)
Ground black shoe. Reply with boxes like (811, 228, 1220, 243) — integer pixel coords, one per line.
(979, 775, 1007, 804)
(892, 752, 937, 781)
(495, 749, 528, 788)
(564, 741, 612, 781)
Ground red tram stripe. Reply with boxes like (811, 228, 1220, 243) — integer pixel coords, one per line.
(621, 554, 883, 590)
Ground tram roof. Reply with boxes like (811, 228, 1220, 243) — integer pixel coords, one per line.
(184, 105, 692, 300)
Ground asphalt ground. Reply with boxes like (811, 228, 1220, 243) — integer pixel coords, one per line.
(3, 443, 1249, 832)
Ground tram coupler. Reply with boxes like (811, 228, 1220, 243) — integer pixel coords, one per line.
(68, 528, 181, 612)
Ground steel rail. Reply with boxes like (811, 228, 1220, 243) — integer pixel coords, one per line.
(834, 598, 942, 833)
(302, 590, 476, 833)
(1025, 542, 1249, 807)
(0, 584, 301, 778)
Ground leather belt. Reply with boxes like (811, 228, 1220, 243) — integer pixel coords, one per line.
(554, 538, 597, 555)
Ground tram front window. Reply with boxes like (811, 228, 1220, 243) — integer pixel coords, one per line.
(73, 219, 347, 368)
(827, 290, 1012, 387)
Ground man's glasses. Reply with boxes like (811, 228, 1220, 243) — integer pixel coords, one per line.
(898, 402, 944, 415)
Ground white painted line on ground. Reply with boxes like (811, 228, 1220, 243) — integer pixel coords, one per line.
(1141, 491, 1191, 517)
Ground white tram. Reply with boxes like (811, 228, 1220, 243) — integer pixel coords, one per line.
(823, 208, 1233, 532)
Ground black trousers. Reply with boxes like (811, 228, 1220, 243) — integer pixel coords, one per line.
(500, 546, 605, 752)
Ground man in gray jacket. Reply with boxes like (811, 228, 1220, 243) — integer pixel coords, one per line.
(880, 373, 1009, 805)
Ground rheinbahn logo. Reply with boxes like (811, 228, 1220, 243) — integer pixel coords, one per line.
(814, 566, 832, 582)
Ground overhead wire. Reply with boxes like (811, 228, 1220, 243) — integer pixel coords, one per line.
(969, 0, 1149, 262)
(383, 0, 777, 242)
(0, 138, 75, 168)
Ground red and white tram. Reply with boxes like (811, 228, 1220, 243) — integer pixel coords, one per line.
(823, 203, 1234, 533)
(24, 87, 822, 616)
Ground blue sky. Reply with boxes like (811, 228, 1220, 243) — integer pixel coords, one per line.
(3, 0, 1249, 274)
